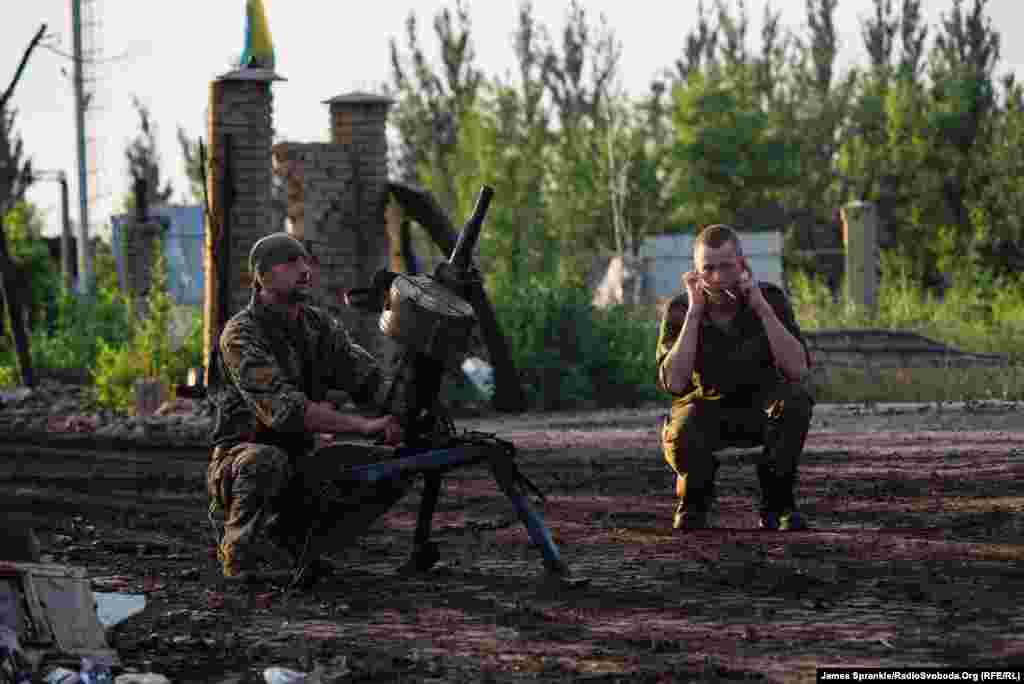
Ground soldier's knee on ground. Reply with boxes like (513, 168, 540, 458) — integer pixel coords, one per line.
(662, 408, 719, 486)
(227, 443, 293, 501)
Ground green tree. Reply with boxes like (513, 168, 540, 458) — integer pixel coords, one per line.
(123, 95, 174, 215)
(925, 0, 1001, 271)
(969, 76, 1024, 275)
(673, 0, 718, 81)
(3, 202, 59, 331)
(836, 0, 934, 275)
(91, 237, 120, 293)
(669, 67, 800, 227)
(783, 0, 858, 215)
(465, 3, 554, 289)
(388, 0, 482, 217)
(536, 0, 622, 284)
(177, 125, 205, 204)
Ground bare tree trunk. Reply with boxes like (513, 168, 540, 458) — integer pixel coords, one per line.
(0, 225, 34, 386)
(0, 23, 47, 388)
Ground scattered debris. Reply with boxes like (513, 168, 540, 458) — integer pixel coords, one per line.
(46, 415, 100, 434)
(114, 673, 170, 684)
(93, 594, 147, 629)
(0, 562, 119, 667)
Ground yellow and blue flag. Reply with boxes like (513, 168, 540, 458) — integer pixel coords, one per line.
(239, 0, 275, 70)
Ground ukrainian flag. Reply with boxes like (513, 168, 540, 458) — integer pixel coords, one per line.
(239, 0, 275, 70)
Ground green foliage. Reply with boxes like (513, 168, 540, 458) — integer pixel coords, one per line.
(29, 286, 132, 369)
(490, 272, 659, 411)
(92, 238, 121, 294)
(790, 244, 1024, 402)
(92, 239, 203, 412)
(2, 202, 61, 325)
(669, 69, 801, 226)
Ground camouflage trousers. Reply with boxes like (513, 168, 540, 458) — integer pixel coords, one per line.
(661, 383, 813, 514)
(207, 442, 409, 568)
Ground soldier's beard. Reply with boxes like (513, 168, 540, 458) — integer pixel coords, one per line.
(288, 286, 312, 304)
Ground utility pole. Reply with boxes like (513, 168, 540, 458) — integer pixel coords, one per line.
(71, 0, 92, 293)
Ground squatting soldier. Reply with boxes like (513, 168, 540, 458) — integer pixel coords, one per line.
(207, 233, 406, 584)
(655, 224, 814, 531)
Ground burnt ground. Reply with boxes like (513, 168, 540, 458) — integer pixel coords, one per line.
(2, 402, 1024, 683)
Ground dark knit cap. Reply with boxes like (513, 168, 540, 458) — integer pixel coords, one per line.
(249, 233, 309, 288)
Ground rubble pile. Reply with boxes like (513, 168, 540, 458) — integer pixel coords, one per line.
(0, 382, 213, 448)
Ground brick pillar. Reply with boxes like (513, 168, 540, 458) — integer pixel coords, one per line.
(323, 93, 395, 356)
(324, 93, 393, 271)
(203, 68, 284, 383)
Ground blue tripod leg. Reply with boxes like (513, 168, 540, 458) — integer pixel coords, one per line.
(507, 490, 567, 574)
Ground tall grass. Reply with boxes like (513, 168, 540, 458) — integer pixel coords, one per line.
(791, 250, 1024, 357)
(789, 250, 1024, 402)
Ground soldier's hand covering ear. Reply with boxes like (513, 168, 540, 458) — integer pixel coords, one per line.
(681, 271, 707, 311)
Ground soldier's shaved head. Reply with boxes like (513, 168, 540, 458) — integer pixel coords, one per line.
(694, 224, 743, 256)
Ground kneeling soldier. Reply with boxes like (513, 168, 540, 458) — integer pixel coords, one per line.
(207, 233, 406, 585)
(655, 225, 814, 531)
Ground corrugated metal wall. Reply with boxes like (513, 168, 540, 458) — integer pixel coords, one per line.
(111, 205, 205, 307)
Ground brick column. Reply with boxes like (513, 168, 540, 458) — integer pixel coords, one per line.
(203, 68, 283, 382)
(323, 93, 395, 356)
(324, 92, 393, 272)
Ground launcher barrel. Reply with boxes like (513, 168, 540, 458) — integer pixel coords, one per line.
(448, 185, 494, 272)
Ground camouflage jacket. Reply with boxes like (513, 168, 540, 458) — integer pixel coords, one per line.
(210, 293, 390, 452)
(655, 282, 810, 408)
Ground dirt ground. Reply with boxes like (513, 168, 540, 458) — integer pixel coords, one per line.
(2, 401, 1023, 683)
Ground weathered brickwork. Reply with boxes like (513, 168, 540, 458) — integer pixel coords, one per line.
(203, 72, 278, 374)
(270, 93, 396, 360)
(203, 81, 396, 372)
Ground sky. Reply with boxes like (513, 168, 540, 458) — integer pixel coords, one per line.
(2, 1, 1023, 241)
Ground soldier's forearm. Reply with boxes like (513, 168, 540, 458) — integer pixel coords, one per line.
(756, 307, 808, 381)
(303, 400, 374, 436)
(663, 312, 702, 395)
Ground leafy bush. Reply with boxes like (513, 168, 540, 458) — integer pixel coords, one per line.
(29, 286, 133, 370)
(790, 248, 1024, 359)
(790, 246, 1024, 403)
(490, 273, 659, 410)
(92, 239, 203, 412)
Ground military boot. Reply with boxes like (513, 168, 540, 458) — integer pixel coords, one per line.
(673, 460, 719, 531)
(672, 485, 716, 531)
(757, 465, 807, 531)
(673, 501, 709, 530)
(218, 542, 287, 584)
(757, 463, 782, 530)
